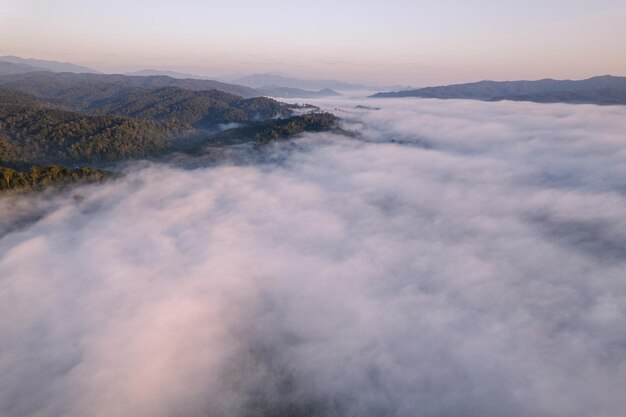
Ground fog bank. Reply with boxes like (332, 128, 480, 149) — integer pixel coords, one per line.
(1, 98, 626, 417)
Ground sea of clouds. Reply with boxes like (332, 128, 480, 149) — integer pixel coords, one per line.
(1, 98, 626, 417)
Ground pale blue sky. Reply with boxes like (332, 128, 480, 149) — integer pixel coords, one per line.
(1, 0, 625, 85)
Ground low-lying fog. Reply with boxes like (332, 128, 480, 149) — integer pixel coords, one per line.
(2, 98, 626, 417)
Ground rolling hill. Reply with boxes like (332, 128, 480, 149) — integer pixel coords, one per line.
(125, 69, 217, 80)
(257, 86, 341, 99)
(0, 72, 261, 102)
(231, 73, 366, 91)
(0, 61, 47, 76)
(90, 87, 292, 128)
(0, 75, 345, 171)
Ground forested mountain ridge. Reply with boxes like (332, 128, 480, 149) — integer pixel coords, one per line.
(0, 93, 344, 169)
(1, 106, 344, 167)
(0, 89, 61, 107)
(0, 55, 100, 74)
(211, 112, 349, 145)
(90, 87, 292, 128)
(0, 71, 350, 194)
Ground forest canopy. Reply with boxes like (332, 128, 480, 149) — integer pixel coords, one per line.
(0, 72, 349, 192)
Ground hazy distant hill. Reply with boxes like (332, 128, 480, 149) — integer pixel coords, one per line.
(231, 73, 366, 91)
(258, 86, 341, 99)
(0, 71, 261, 102)
(124, 72, 343, 99)
(0, 56, 100, 74)
(0, 58, 361, 95)
(0, 61, 48, 76)
(127, 71, 344, 97)
(125, 69, 217, 80)
(371, 75, 626, 105)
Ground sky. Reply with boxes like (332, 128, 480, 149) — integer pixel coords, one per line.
(1, 0, 626, 86)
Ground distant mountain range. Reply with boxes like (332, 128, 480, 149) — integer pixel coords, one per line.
(230, 73, 367, 91)
(371, 75, 626, 105)
(5, 56, 625, 106)
(0, 61, 44, 76)
(0, 71, 260, 100)
(0, 69, 342, 172)
(127, 70, 343, 98)
(257, 86, 341, 99)
(126, 70, 345, 97)
(0, 57, 350, 98)
(125, 69, 217, 80)
(0, 56, 346, 191)
(0, 55, 100, 74)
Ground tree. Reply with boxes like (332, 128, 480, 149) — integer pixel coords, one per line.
(1, 167, 14, 188)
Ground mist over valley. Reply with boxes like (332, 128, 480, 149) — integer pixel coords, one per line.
(2, 0, 626, 415)
(2, 93, 626, 416)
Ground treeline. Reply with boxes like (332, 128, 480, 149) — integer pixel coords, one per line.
(0, 164, 107, 192)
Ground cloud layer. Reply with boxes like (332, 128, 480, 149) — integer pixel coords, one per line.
(1, 98, 626, 417)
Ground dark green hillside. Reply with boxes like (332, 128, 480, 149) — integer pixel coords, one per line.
(0, 89, 59, 107)
(209, 112, 347, 145)
(91, 87, 292, 128)
(0, 104, 345, 167)
(0, 76, 351, 190)
(0, 64, 354, 195)
(0, 104, 180, 165)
